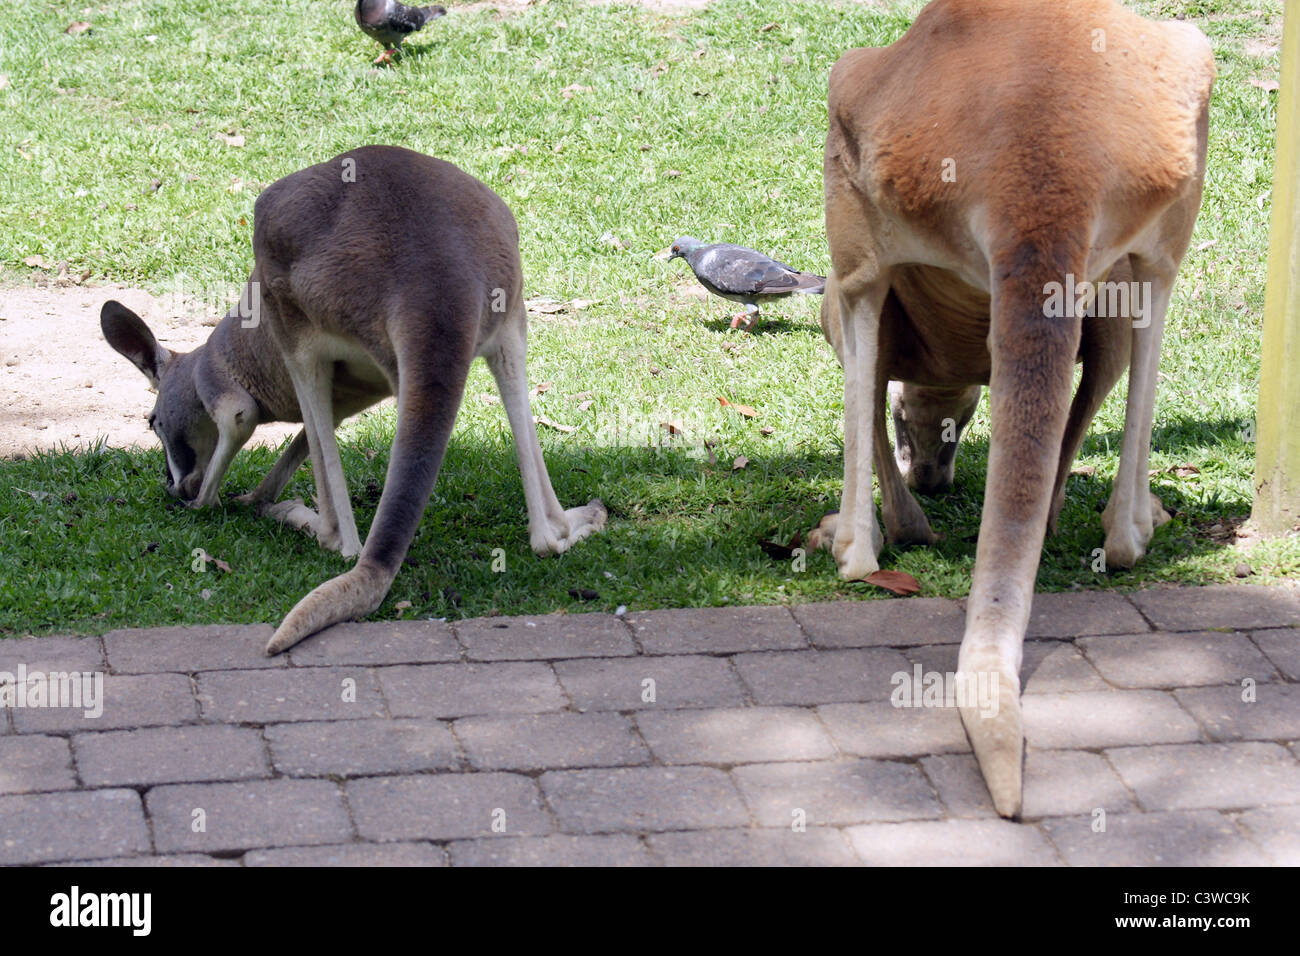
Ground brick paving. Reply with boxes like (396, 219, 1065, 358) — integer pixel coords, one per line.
(0, 584, 1297, 866)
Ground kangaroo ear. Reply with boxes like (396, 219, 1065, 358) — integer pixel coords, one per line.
(101, 300, 172, 388)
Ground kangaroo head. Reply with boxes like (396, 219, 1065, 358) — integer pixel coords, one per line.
(101, 300, 218, 501)
(889, 381, 981, 496)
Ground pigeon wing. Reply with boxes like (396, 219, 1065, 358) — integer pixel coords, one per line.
(692, 244, 823, 296)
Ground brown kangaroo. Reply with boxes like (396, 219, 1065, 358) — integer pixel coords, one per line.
(818, 0, 1214, 816)
(103, 145, 606, 656)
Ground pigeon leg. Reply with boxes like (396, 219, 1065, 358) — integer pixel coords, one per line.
(729, 303, 761, 332)
(374, 47, 395, 65)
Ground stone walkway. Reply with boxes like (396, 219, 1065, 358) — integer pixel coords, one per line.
(1, 584, 1298, 866)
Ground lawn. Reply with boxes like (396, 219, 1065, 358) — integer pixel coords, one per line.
(0, 0, 1293, 638)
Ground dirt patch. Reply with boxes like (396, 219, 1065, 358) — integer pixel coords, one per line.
(0, 284, 298, 459)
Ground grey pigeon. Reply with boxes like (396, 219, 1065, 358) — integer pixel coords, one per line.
(355, 0, 446, 64)
(668, 237, 825, 330)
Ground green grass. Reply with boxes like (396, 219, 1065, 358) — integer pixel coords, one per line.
(0, 0, 1294, 637)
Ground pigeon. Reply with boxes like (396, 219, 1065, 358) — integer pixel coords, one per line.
(668, 237, 826, 331)
(355, 0, 446, 64)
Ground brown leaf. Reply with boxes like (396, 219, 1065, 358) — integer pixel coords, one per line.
(526, 298, 567, 314)
(864, 569, 921, 596)
(760, 425, 774, 436)
(1170, 463, 1201, 478)
(479, 392, 500, 405)
(1250, 77, 1280, 92)
(210, 556, 233, 574)
(530, 381, 553, 396)
(576, 400, 593, 412)
(650, 62, 669, 78)
(561, 84, 592, 100)
(732, 455, 749, 471)
(759, 21, 780, 32)
(660, 420, 685, 437)
(215, 131, 245, 148)
(716, 396, 757, 417)
(22, 255, 47, 269)
(394, 599, 413, 618)
(534, 414, 576, 433)
(65, 21, 91, 35)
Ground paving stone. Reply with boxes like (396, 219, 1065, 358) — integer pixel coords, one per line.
(73, 725, 269, 787)
(288, 620, 459, 667)
(636, 707, 836, 765)
(846, 819, 1061, 866)
(47, 854, 239, 867)
(1041, 810, 1267, 865)
(648, 827, 859, 866)
(245, 842, 448, 867)
(1128, 585, 1300, 632)
(790, 598, 965, 648)
(148, 779, 352, 853)
(0, 634, 105, 674)
(450, 834, 652, 867)
(348, 773, 552, 841)
(103, 624, 281, 674)
(1252, 628, 1300, 681)
(0, 789, 148, 865)
(817, 702, 968, 758)
(1106, 742, 1300, 811)
(1023, 690, 1202, 750)
(196, 667, 385, 723)
(905, 641, 1109, 694)
(454, 712, 646, 771)
(378, 662, 567, 718)
(0, 736, 76, 793)
(628, 606, 806, 655)
(541, 766, 749, 833)
(1026, 591, 1149, 639)
(732, 759, 941, 826)
(553, 655, 746, 712)
(457, 613, 634, 661)
(265, 719, 459, 777)
(1079, 632, 1277, 689)
(1233, 805, 1300, 865)
(11, 673, 197, 733)
(922, 751, 1135, 819)
(734, 648, 912, 705)
(1175, 684, 1300, 742)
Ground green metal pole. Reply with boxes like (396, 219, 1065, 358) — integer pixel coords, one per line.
(1252, 0, 1300, 533)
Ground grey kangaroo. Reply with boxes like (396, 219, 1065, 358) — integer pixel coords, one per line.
(102, 145, 606, 655)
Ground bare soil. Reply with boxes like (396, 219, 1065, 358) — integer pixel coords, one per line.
(0, 284, 298, 458)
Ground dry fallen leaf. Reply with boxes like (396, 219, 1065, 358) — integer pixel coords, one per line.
(211, 556, 233, 574)
(479, 392, 500, 405)
(1250, 77, 1280, 92)
(22, 255, 47, 269)
(760, 425, 774, 436)
(864, 569, 921, 596)
(561, 84, 593, 100)
(577, 400, 593, 412)
(530, 381, 553, 396)
(760, 21, 780, 32)
(661, 420, 685, 437)
(526, 298, 567, 314)
(393, 599, 413, 618)
(718, 396, 758, 418)
(534, 414, 576, 433)
(650, 62, 669, 78)
(732, 455, 749, 471)
(66, 21, 91, 35)
(215, 131, 245, 148)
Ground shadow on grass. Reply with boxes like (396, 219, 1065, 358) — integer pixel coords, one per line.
(0, 412, 1258, 637)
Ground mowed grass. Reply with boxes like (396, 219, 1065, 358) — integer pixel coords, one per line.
(0, 0, 1293, 637)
